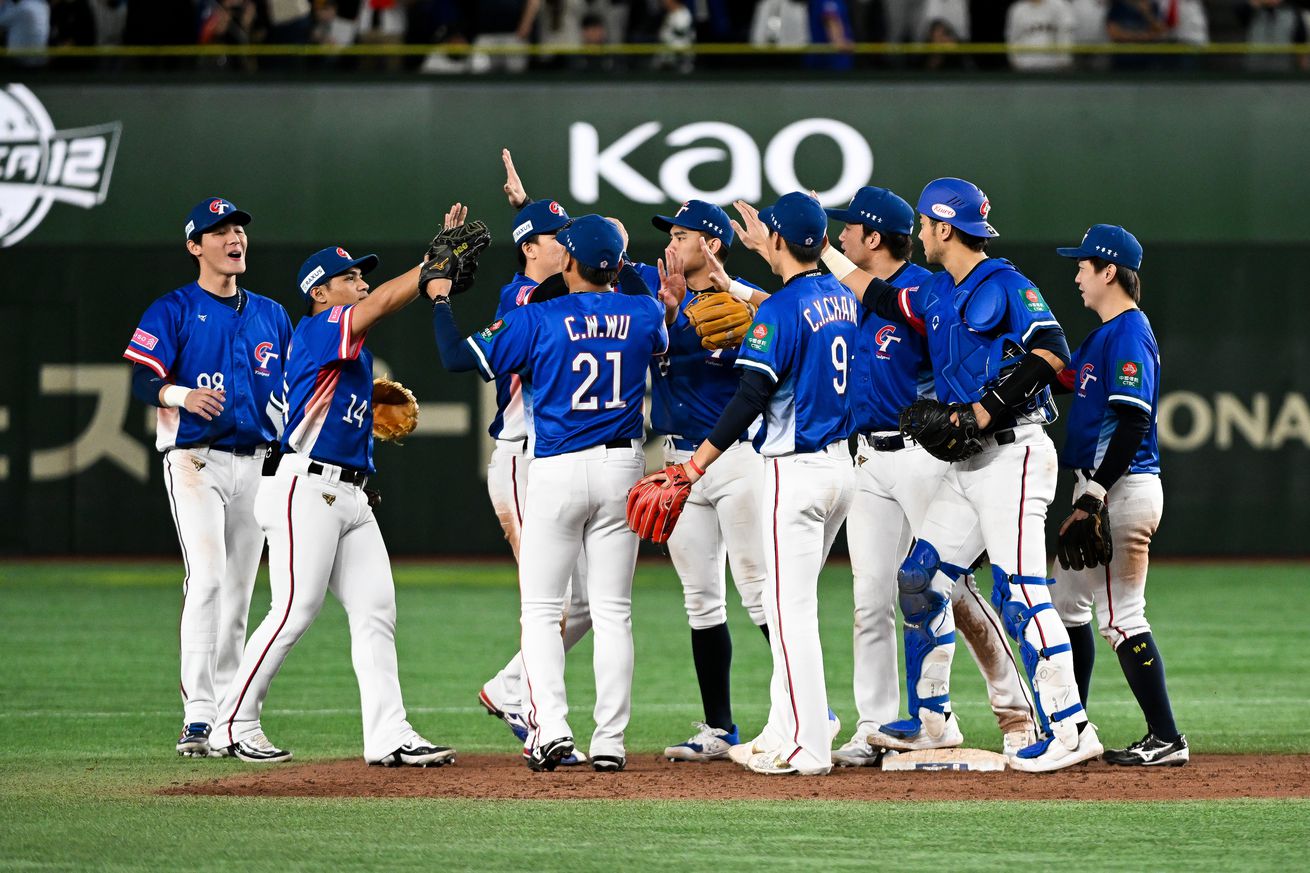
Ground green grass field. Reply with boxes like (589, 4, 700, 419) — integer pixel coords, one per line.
(2, 560, 1308, 871)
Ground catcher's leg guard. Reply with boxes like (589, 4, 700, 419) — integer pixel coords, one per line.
(991, 566, 1085, 749)
(884, 540, 969, 739)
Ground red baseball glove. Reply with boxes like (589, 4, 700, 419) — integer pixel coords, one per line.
(626, 465, 694, 544)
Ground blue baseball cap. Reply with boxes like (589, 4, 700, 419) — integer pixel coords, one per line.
(556, 214, 626, 271)
(758, 192, 827, 248)
(512, 199, 571, 245)
(916, 178, 998, 238)
(184, 196, 251, 241)
(825, 186, 915, 235)
(651, 200, 735, 246)
(297, 246, 380, 297)
(1056, 224, 1143, 271)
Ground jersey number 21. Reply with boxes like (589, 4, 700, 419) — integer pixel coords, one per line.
(571, 352, 625, 411)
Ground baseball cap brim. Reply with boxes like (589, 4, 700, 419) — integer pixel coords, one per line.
(332, 253, 379, 278)
(823, 207, 861, 224)
(1055, 245, 1093, 260)
(188, 209, 253, 241)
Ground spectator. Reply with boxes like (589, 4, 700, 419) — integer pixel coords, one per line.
(751, 0, 810, 47)
(1167, 0, 1207, 46)
(0, 0, 51, 65)
(89, 0, 126, 45)
(414, 0, 471, 73)
(969, 0, 1012, 68)
(1241, 0, 1308, 72)
(266, 0, 313, 43)
(807, 0, 855, 69)
(49, 0, 95, 46)
(918, 0, 969, 40)
(539, 0, 588, 47)
(1068, 0, 1105, 43)
(1005, 0, 1074, 70)
(654, 0, 694, 72)
(468, 0, 541, 74)
(1105, 0, 1167, 69)
(923, 16, 974, 66)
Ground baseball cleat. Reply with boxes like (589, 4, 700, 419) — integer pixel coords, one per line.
(591, 755, 626, 772)
(478, 687, 531, 743)
(559, 748, 589, 767)
(1010, 722, 1103, 773)
(746, 751, 831, 777)
(176, 722, 213, 757)
(226, 730, 293, 763)
(1004, 728, 1039, 759)
(874, 713, 964, 752)
(832, 734, 889, 768)
(369, 736, 456, 768)
(525, 736, 575, 772)
(664, 723, 739, 762)
(1103, 733, 1189, 767)
(828, 708, 841, 742)
(728, 741, 765, 768)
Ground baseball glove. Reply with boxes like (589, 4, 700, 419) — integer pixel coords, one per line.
(626, 465, 694, 545)
(684, 292, 756, 351)
(899, 398, 983, 463)
(423, 220, 492, 296)
(1056, 492, 1113, 571)
(371, 377, 418, 443)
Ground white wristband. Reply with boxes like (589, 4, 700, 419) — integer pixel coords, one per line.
(819, 246, 859, 282)
(1081, 479, 1108, 503)
(728, 280, 754, 302)
(161, 385, 192, 409)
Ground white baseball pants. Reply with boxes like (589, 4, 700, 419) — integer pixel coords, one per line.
(1052, 471, 1163, 650)
(518, 442, 644, 759)
(162, 447, 265, 726)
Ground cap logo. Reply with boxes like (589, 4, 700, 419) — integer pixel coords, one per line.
(979, 198, 991, 218)
(512, 219, 534, 243)
(184, 220, 195, 238)
(859, 210, 882, 224)
(548, 201, 564, 215)
(300, 265, 326, 293)
(599, 259, 609, 268)
(931, 203, 956, 219)
(675, 201, 690, 217)
(209, 199, 228, 215)
(1094, 245, 1119, 258)
(336, 247, 350, 258)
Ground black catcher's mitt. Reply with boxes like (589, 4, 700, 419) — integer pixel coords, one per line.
(1057, 492, 1113, 571)
(422, 220, 492, 296)
(899, 398, 984, 463)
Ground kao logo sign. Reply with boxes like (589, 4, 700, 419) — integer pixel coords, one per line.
(0, 84, 122, 247)
(570, 119, 873, 207)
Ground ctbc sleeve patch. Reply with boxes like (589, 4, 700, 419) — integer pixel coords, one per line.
(1115, 360, 1143, 388)
(477, 319, 506, 343)
(744, 322, 774, 353)
(1019, 287, 1050, 313)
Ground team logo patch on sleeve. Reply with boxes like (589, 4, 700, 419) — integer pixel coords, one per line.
(1116, 360, 1142, 389)
(1020, 288, 1050, 313)
(131, 328, 158, 350)
(745, 323, 774, 353)
(477, 319, 506, 342)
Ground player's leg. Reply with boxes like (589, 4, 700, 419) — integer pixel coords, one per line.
(874, 465, 983, 752)
(842, 448, 910, 761)
(713, 443, 769, 632)
(211, 471, 341, 759)
(970, 432, 1100, 772)
(215, 453, 267, 713)
(1092, 475, 1184, 765)
(581, 448, 645, 768)
(951, 575, 1039, 753)
(517, 454, 588, 767)
(1051, 523, 1099, 707)
(162, 448, 229, 751)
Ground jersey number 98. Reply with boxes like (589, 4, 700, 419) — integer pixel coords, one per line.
(571, 352, 626, 411)
(196, 372, 225, 391)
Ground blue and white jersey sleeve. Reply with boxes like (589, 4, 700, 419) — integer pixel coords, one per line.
(734, 296, 797, 385)
(299, 304, 367, 364)
(1001, 283, 1061, 346)
(466, 305, 538, 382)
(123, 295, 181, 378)
(1103, 326, 1158, 415)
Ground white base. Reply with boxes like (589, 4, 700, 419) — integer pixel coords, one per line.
(879, 748, 1009, 772)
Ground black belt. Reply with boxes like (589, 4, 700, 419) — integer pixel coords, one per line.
(601, 439, 633, 450)
(308, 461, 369, 487)
(860, 433, 906, 452)
(993, 430, 1016, 446)
(184, 443, 266, 457)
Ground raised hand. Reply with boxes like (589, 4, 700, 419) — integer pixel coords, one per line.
(657, 244, 687, 313)
(731, 199, 772, 257)
(502, 148, 529, 209)
(443, 202, 468, 230)
(697, 238, 731, 292)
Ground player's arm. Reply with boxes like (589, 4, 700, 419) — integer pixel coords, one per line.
(817, 241, 910, 325)
(503, 148, 530, 209)
(697, 237, 770, 308)
(346, 263, 424, 339)
(687, 369, 773, 479)
(123, 299, 225, 420)
(130, 363, 225, 420)
(427, 291, 482, 374)
(971, 331, 1070, 430)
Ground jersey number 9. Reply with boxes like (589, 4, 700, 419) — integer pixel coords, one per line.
(571, 352, 626, 411)
(831, 336, 848, 395)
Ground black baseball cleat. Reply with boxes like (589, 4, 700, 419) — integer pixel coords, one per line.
(1103, 733, 1189, 767)
(369, 738, 457, 768)
(526, 736, 575, 772)
(591, 755, 626, 773)
(227, 731, 293, 763)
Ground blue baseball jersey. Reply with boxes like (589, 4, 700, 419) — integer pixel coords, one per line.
(852, 262, 935, 433)
(487, 273, 541, 442)
(281, 304, 377, 472)
(123, 282, 292, 452)
(735, 271, 858, 456)
(898, 258, 1061, 423)
(631, 262, 762, 443)
(1061, 309, 1161, 475)
(466, 291, 669, 459)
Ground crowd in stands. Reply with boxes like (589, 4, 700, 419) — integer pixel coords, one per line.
(2, 0, 1307, 72)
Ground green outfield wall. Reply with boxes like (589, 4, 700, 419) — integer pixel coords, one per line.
(2, 80, 1307, 556)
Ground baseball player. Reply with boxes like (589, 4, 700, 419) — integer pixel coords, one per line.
(820, 187, 1038, 766)
(819, 178, 1100, 772)
(1050, 225, 1187, 766)
(636, 193, 858, 776)
(432, 214, 669, 773)
(123, 197, 292, 757)
(624, 201, 773, 762)
(474, 195, 592, 767)
(211, 240, 466, 766)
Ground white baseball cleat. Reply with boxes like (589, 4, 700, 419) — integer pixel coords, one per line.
(1003, 728, 1038, 759)
(746, 751, 831, 777)
(1009, 722, 1104, 773)
(832, 733, 889, 768)
(873, 713, 964, 752)
(664, 723, 739, 762)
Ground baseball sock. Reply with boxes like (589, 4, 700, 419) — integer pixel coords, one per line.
(1068, 622, 1096, 705)
(691, 623, 734, 733)
(1116, 632, 1180, 742)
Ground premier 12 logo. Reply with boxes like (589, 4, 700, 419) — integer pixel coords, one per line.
(0, 84, 122, 247)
